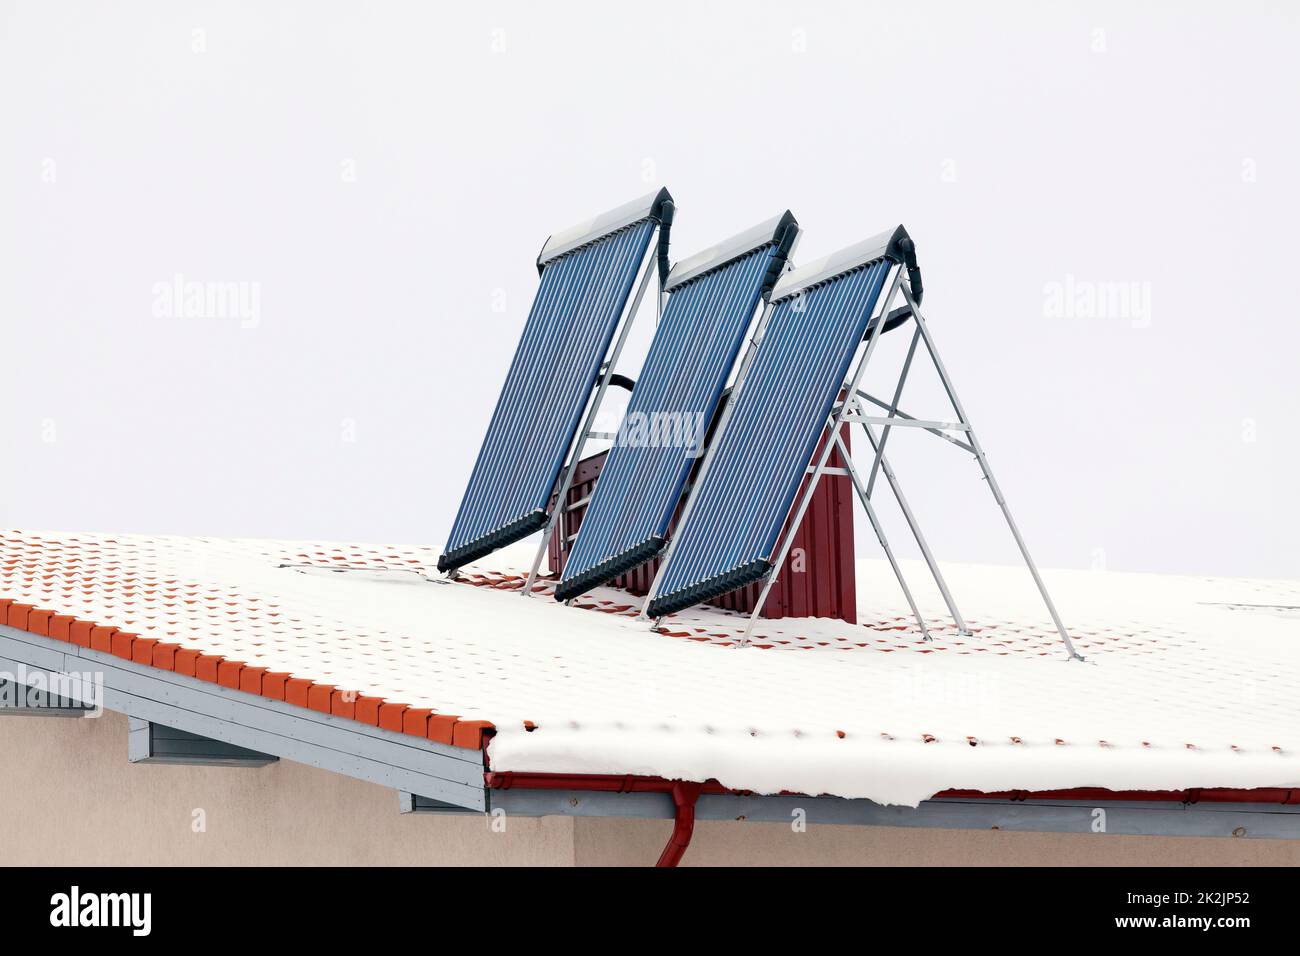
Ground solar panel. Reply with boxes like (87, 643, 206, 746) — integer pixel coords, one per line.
(554, 213, 799, 602)
(645, 237, 899, 618)
(438, 190, 672, 574)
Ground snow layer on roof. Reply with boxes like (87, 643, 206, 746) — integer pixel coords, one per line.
(3, 529, 1298, 806)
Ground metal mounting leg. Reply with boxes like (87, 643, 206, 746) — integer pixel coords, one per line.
(866, 326, 921, 498)
(899, 282, 1082, 661)
(860, 419, 972, 636)
(834, 433, 931, 640)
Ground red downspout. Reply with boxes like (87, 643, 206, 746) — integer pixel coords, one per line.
(656, 781, 703, 868)
(486, 772, 718, 866)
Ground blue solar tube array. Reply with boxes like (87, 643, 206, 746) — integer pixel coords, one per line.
(438, 219, 657, 573)
(554, 225, 794, 602)
(646, 257, 893, 618)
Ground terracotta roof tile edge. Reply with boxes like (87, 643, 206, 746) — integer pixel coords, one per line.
(0, 598, 501, 752)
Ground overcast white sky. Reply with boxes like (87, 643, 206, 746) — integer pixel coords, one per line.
(2, 0, 1296, 581)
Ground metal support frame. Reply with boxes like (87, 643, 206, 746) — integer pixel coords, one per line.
(832, 432, 931, 640)
(860, 419, 970, 635)
(855, 390, 975, 453)
(898, 281, 1080, 660)
(731, 267, 1079, 660)
(855, 415, 968, 432)
(524, 237, 661, 595)
(866, 325, 921, 498)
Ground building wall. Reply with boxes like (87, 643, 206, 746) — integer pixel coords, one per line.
(0, 710, 573, 866)
(2, 711, 1298, 867)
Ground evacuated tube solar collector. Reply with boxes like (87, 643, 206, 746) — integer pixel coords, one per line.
(438, 189, 674, 574)
(554, 212, 800, 603)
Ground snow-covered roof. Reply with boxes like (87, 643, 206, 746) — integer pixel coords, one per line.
(2, 528, 1297, 807)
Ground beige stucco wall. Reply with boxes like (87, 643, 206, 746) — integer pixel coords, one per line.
(2, 710, 1297, 866)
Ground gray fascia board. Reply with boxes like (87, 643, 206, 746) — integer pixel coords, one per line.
(663, 212, 795, 292)
(0, 651, 96, 715)
(0, 623, 486, 810)
(0, 630, 67, 671)
(487, 789, 1300, 840)
(770, 226, 900, 303)
(537, 187, 672, 266)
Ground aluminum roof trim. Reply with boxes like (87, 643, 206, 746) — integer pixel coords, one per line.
(770, 224, 909, 302)
(537, 187, 674, 266)
(664, 211, 799, 292)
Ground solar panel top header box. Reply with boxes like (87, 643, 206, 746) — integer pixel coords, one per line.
(438, 188, 674, 573)
(645, 227, 913, 619)
(554, 212, 800, 602)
